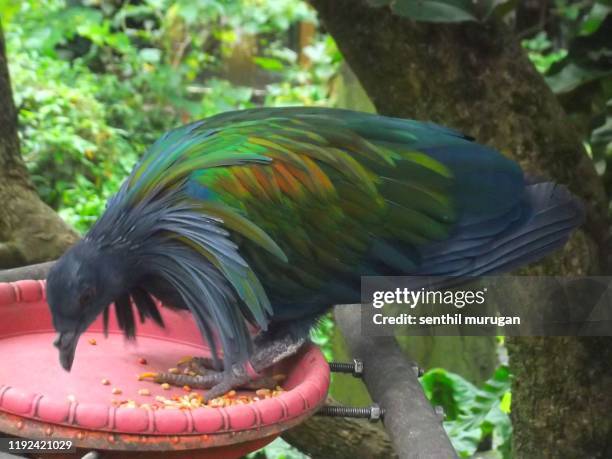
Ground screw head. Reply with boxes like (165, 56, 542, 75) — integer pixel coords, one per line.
(353, 358, 364, 376)
(369, 403, 383, 422)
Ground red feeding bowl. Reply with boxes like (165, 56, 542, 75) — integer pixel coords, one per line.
(0, 280, 330, 458)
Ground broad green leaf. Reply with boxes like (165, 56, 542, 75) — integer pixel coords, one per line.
(421, 368, 478, 420)
(546, 63, 612, 93)
(422, 366, 512, 457)
(580, 4, 612, 35)
(253, 56, 285, 71)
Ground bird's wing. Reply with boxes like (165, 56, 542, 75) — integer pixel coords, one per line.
(121, 107, 528, 313)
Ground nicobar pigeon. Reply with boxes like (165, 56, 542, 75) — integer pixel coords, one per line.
(46, 107, 584, 399)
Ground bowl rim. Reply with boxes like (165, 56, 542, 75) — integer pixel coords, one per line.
(0, 280, 330, 442)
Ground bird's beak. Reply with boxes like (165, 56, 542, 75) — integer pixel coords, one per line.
(53, 331, 81, 371)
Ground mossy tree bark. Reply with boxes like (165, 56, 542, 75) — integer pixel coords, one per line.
(282, 405, 397, 459)
(0, 23, 78, 269)
(309, 1, 611, 457)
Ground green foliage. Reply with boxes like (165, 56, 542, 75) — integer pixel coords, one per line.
(247, 437, 309, 459)
(3, 0, 339, 231)
(522, 32, 568, 74)
(522, 1, 612, 180)
(309, 313, 335, 361)
(261, 36, 341, 106)
(8, 46, 139, 232)
(592, 99, 612, 159)
(421, 366, 512, 458)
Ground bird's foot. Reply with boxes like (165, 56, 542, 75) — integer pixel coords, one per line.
(140, 332, 304, 401)
(140, 358, 282, 401)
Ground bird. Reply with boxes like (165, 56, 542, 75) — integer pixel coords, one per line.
(46, 107, 585, 399)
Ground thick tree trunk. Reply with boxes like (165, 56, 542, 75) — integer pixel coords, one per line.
(309, 1, 611, 457)
(0, 24, 78, 268)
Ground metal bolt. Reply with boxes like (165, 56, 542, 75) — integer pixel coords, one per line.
(317, 403, 384, 422)
(412, 364, 425, 377)
(369, 403, 383, 422)
(328, 358, 364, 377)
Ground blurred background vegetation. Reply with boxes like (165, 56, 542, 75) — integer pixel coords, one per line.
(0, 0, 610, 457)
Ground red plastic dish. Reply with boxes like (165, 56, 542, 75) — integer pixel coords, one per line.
(0, 280, 329, 457)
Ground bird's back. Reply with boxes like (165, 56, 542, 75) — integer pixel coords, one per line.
(116, 107, 582, 322)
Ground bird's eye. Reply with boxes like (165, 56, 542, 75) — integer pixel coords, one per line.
(79, 288, 96, 307)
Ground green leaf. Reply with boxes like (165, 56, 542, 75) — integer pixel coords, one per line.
(546, 63, 612, 93)
(247, 437, 309, 459)
(592, 105, 612, 159)
(139, 48, 162, 64)
(253, 56, 285, 71)
(421, 368, 478, 420)
(579, 4, 612, 35)
(422, 366, 512, 457)
(491, 0, 519, 20)
(0, 0, 21, 25)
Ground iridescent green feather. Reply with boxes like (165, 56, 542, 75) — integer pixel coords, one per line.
(120, 107, 467, 322)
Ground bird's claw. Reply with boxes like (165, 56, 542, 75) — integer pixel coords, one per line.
(174, 356, 223, 374)
(204, 373, 251, 401)
(187, 356, 223, 373)
(176, 355, 194, 366)
(140, 360, 284, 401)
(140, 370, 226, 389)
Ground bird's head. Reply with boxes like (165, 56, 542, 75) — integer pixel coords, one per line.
(46, 240, 131, 371)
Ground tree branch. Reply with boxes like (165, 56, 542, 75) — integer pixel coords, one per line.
(333, 305, 458, 459)
(0, 260, 55, 282)
(282, 398, 397, 459)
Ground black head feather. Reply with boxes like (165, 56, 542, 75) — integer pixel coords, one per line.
(131, 287, 164, 327)
(47, 182, 264, 372)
